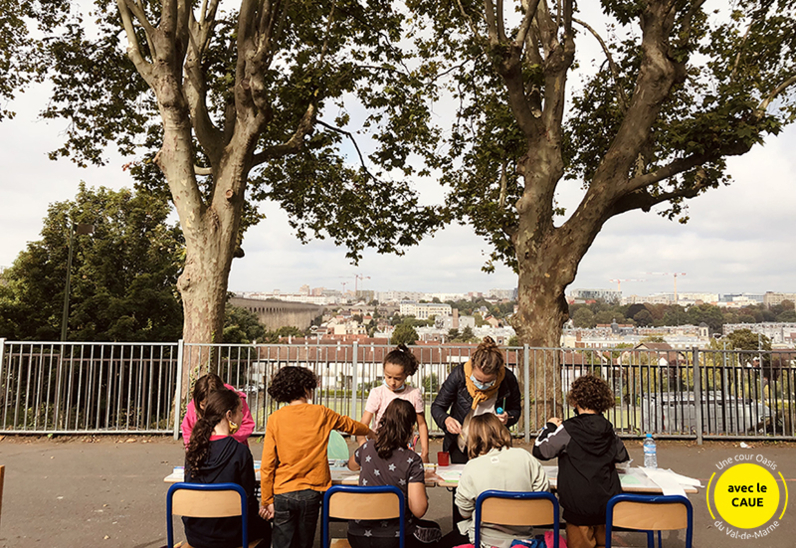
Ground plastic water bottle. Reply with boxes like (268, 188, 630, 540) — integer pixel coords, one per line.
(643, 434, 657, 469)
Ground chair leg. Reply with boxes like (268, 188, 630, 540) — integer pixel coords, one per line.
(646, 530, 654, 548)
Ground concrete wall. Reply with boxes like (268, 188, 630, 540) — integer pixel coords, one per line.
(229, 297, 325, 331)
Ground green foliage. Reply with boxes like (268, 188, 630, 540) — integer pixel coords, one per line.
(222, 305, 266, 344)
(422, 372, 439, 393)
(0, 0, 70, 121)
(390, 323, 418, 345)
(40, 0, 444, 259)
(0, 184, 183, 341)
(404, 0, 796, 274)
(460, 326, 475, 342)
(572, 307, 596, 328)
(261, 326, 306, 343)
(724, 328, 772, 352)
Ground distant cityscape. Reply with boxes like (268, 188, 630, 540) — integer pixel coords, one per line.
(233, 286, 796, 350)
(236, 285, 795, 309)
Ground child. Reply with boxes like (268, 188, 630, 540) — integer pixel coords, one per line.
(359, 344, 430, 462)
(348, 399, 441, 548)
(181, 373, 255, 446)
(183, 388, 270, 548)
(260, 366, 375, 548)
(447, 413, 548, 548)
(533, 374, 629, 548)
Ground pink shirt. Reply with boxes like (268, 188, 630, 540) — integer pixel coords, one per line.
(365, 384, 424, 429)
(181, 383, 255, 446)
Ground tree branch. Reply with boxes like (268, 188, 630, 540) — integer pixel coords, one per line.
(625, 153, 712, 192)
(573, 17, 629, 111)
(540, 0, 575, 140)
(183, 4, 224, 160)
(195, 165, 213, 176)
(758, 74, 796, 112)
(115, 0, 153, 82)
(609, 176, 714, 217)
(250, 103, 317, 166)
(516, 0, 542, 48)
(496, 0, 507, 43)
(730, 20, 753, 81)
(484, 0, 499, 44)
(454, 0, 482, 39)
(315, 119, 375, 179)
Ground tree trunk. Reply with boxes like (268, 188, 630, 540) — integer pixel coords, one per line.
(511, 145, 601, 428)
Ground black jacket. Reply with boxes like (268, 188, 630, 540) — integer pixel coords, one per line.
(532, 413, 629, 525)
(431, 364, 522, 454)
(184, 437, 263, 548)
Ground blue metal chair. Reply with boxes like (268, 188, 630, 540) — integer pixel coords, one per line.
(474, 490, 560, 548)
(166, 482, 251, 548)
(322, 485, 406, 548)
(605, 494, 693, 548)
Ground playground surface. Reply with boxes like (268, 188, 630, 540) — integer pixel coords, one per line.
(0, 435, 794, 548)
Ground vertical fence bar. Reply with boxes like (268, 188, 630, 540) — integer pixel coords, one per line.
(693, 347, 703, 445)
(173, 339, 185, 440)
(523, 344, 530, 442)
(351, 341, 359, 421)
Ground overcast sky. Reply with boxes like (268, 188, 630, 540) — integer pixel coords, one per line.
(2, 6, 795, 299)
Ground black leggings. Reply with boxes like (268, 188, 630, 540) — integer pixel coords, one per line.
(347, 520, 442, 548)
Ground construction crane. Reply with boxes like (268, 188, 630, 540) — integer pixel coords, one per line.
(354, 274, 370, 295)
(646, 272, 687, 302)
(608, 278, 646, 292)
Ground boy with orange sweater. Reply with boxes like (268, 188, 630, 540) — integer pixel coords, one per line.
(260, 366, 374, 548)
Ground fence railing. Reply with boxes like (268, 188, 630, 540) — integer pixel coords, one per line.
(2, 339, 794, 441)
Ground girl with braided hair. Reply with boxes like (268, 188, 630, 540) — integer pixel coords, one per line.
(183, 388, 270, 548)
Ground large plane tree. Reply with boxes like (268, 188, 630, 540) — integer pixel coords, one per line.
(41, 1, 440, 392)
(406, 0, 796, 418)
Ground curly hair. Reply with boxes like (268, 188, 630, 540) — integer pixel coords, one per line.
(267, 366, 318, 403)
(567, 374, 615, 413)
(375, 399, 417, 460)
(191, 373, 225, 419)
(384, 344, 419, 376)
(472, 336, 504, 375)
(186, 388, 240, 471)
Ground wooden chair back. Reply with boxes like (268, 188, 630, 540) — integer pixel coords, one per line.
(605, 494, 693, 548)
(166, 482, 251, 548)
(322, 486, 405, 548)
(474, 491, 560, 548)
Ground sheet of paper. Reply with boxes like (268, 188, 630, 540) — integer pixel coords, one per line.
(642, 467, 687, 496)
(666, 469, 703, 487)
(620, 474, 643, 486)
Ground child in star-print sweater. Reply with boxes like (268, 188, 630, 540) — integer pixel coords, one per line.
(348, 399, 441, 548)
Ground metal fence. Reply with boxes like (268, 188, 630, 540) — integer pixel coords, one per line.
(2, 339, 794, 441)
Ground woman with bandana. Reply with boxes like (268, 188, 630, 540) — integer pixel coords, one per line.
(431, 337, 522, 464)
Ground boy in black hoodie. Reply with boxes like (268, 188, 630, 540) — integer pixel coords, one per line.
(532, 375, 629, 548)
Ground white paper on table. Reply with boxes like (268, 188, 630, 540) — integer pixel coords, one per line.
(666, 470, 703, 488)
(437, 464, 466, 482)
(641, 467, 687, 496)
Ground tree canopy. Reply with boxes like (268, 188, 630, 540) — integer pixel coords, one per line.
(0, 0, 70, 121)
(0, 184, 184, 341)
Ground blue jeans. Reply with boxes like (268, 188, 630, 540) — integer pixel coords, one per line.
(272, 489, 324, 548)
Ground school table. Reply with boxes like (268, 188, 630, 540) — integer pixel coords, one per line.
(165, 464, 700, 495)
(433, 464, 701, 494)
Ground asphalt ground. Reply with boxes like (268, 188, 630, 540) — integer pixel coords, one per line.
(0, 435, 794, 548)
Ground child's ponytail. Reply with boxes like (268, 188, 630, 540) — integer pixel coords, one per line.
(185, 388, 240, 471)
